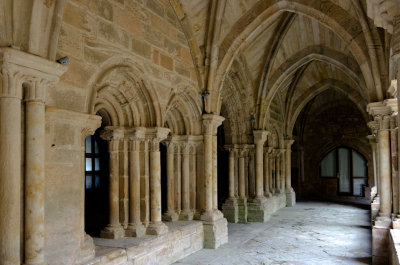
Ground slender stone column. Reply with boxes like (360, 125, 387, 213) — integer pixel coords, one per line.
(268, 149, 274, 194)
(163, 142, 178, 221)
(222, 146, 238, 223)
(276, 152, 281, 193)
(253, 131, 269, 200)
(367, 135, 378, 194)
(245, 153, 249, 197)
(24, 82, 46, 265)
(237, 148, 248, 223)
(264, 150, 271, 197)
(126, 138, 145, 237)
(101, 131, 125, 239)
(174, 144, 182, 214)
(285, 139, 296, 206)
(147, 128, 169, 235)
(249, 150, 255, 197)
(212, 135, 218, 210)
(248, 130, 269, 222)
(190, 144, 197, 212)
(390, 119, 399, 215)
(377, 116, 392, 219)
(229, 148, 235, 198)
(201, 114, 227, 249)
(279, 149, 286, 193)
(180, 144, 193, 220)
(201, 114, 225, 218)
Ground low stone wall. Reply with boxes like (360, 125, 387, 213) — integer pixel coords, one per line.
(390, 230, 400, 265)
(83, 221, 203, 265)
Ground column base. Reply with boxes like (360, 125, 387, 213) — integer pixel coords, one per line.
(371, 197, 380, 222)
(286, 188, 296, 207)
(179, 209, 194, 220)
(264, 191, 272, 198)
(248, 196, 268, 222)
(222, 197, 238, 223)
(201, 210, 228, 249)
(162, 210, 179, 222)
(125, 222, 146, 237)
(237, 197, 248, 223)
(147, 221, 168, 235)
(372, 214, 391, 265)
(100, 224, 125, 239)
(77, 233, 95, 264)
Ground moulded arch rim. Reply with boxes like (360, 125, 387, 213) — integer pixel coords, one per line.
(86, 56, 163, 127)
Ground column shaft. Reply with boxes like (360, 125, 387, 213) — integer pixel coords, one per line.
(239, 156, 245, 197)
(263, 152, 270, 196)
(229, 150, 235, 198)
(203, 134, 213, 211)
(174, 147, 181, 213)
(379, 128, 392, 216)
(181, 146, 191, 218)
(126, 140, 145, 236)
(190, 149, 197, 211)
(255, 143, 264, 197)
(150, 147, 161, 222)
(166, 145, 175, 213)
(24, 100, 46, 265)
(286, 149, 292, 190)
(212, 135, 218, 210)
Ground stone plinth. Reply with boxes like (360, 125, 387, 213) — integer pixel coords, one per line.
(248, 193, 286, 223)
(237, 197, 248, 223)
(286, 189, 296, 207)
(222, 197, 238, 223)
(247, 197, 268, 222)
(372, 215, 392, 265)
(201, 210, 228, 249)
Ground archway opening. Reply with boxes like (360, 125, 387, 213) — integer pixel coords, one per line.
(84, 127, 109, 237)
(217, 123, 230, 210)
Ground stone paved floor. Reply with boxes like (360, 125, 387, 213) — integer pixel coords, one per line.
(175, 201, 371, 265)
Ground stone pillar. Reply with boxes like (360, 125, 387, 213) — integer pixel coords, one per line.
(100, 130, 124, 239)
(201, 114, 228, 249)
(222, 147, 238, 223)
(263, 149, 271, 197)
(126, 137, 146, 237)
(368, 102, 394, 265)
(174, 144, 182, 214)
(212, 135, 218, 210)
(147, 128, 169, 235)
(276, 151, 281, 193)
(163, 142, 178, 221)
(190, 144, 197, 212)
(367, 135, 379, 198)
(268, 148, 274, 194)
(377, 116, 392, 220)
(391, 118, 399, 216)
(180, 144, 193, 220)
(248, 130, 269, 222)
(24, 81, 47, 265)
(237, 148, 248, 223)
(285, 139, 296, 206)
(249, 150, 255, 197)
(0, 48, 67, 265)
(101, 129, 124, 239)
(121, 140, 129, 228)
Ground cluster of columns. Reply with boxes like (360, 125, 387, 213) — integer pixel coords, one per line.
(163, 135, 202, 221)
(367, 98, 399, 264)
(0, 48, 67, 265)
(222, 130, 296, 223)
(99, 127, 170, 238)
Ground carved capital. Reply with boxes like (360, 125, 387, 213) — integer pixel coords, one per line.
(253, 130, 269, 145)
(0, 48, 67, 100)
(284, 139, 295, 149)
(202, 114, 225, 135)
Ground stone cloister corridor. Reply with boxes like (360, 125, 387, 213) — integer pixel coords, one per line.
(2, 0, 400, 265)
(176, 200, 372, 265)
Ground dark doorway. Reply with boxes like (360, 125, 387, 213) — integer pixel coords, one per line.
(84, 131, 109, 237)
(217, 123, 229, 210)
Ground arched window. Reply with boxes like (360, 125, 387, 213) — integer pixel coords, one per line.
(320, 147, 367, 196)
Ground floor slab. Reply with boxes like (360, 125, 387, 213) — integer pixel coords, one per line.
(175, 201, 371, 265)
